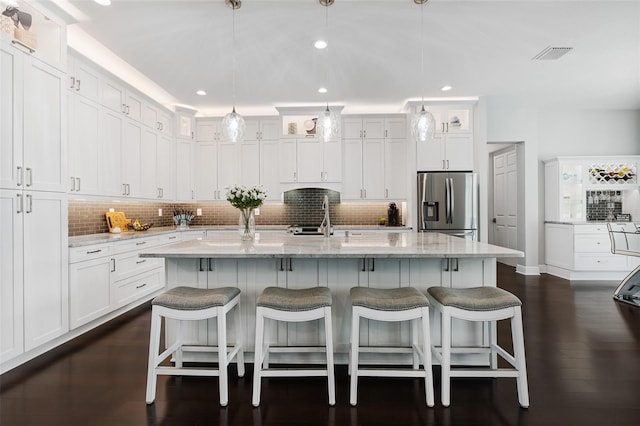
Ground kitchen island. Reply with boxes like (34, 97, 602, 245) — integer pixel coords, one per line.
(140, 231, 523, 365)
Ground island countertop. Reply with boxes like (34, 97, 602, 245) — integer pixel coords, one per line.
(139, 231, 523, 259)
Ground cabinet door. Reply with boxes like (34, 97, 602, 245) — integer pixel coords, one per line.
(239, 140, 260, 187)
(158, 110, 173, 135)
(279, 139, 297, 183)
(297, 138, 323, 182)
(217, 142, 240, 193)
(362, 118, 384, 139)
(342, 139, 363, 199)
(445, 133, 474, 171)
(176, 139, 195, 201)
(196, 119, 219, 141)
(140, 128, 158, 199)
(362, 139, 385, 199)
(0, 45, 21, 190)
(260, 119, 280, 141)
(244, 119, 260, 141)
(177, 112, 195, 139)
(68, 56, 100, 102)
(69, 257, 112, 329)
(0, 190, 24, 363)
(385, 117, 406, 139)
(260, 139, 281, 201)
(123, 120, 143, 196)
(99, 109, 125, 196)
(125, 91, 143, 123)
(23, 191, 68, 351)
(342, 118, 363, 139)
(68, 95, 100, 195)
(23, 57, 65, 192)
(195, 141, 218, 200)
(142, 102, 159, 130)
(416, 134, 445, 171)
(322, 139, 342, 182)
(156, 134, 174, 199)
(385, 138, 407, 199)
(101, 78, 125, 114)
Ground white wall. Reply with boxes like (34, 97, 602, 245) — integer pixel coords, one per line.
(484, 96, 640, 273)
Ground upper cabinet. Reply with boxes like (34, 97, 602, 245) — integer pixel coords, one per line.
(67, 54, 100, 102)
(0, 0, 66, 71)
(415, 103, 474, 172)
(176, 107, 196, 140)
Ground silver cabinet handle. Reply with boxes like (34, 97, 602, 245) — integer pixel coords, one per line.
(17, 166, 22, 186)
(25, 194, 32, 213)
(369, 258, 375, 272)
(385, 129, 388, 138)
(363, 189, 367, 198)
(135, 241, 147, 246)
(70, 176, 76, 191)
(361, 258, 366, 272)
(364, 130, 367, 138)
(111, 258, 116, 272)
(76, 177, 81, 191)
(446, 123, 449, 132)
(127, 184, 131, 195)
(288, 258, 293, 272)
(293, 171, 297, 181)
(442, 258, 450, 272)
(75, 79, 81, 92)
(136, 283, 147, 289)
(122, 103, 127, 114)
(199, 258, 206, 272)
(385, 189, 389, 198)
(208, 258, 215, 271)
(452, 258, 459, 272)
(86, 249, 102, 254)
(26, 168, 32, 187)
(442, 160, 446, 169)
(446, 160, 450, 169)
(16, 193, 22, 214)
(126, 105, 130, 115)
(122, 183, 127, 195)
(136, 259, 147, 264)
(70, 76, 76, 89)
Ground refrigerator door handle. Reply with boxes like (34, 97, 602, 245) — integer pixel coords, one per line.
(445, 178, 452, 224)
(449, 177, 455, 224)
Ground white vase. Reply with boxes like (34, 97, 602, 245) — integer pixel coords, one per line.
(239, 208, 255, 241)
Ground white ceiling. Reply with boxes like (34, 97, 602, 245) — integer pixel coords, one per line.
(58, 0, 640, 116)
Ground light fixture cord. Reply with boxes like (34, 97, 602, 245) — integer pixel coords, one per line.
(232, 2, 237, 111)
(420, 0, 425, 107)
(324, 1, 330, 109)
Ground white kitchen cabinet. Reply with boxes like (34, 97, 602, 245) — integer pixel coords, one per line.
(244, 118, 279, 142)
(67, 54, 100, 102)
(176, 138, 196, 201)
(544, 158, 585, 222)
(279, 139, 298, 183)
(196, 118, 222, 141)
(217, 141, 240, 192)
(176, 108, 197, 139)
(69, 252, 112, 329)
(101, 76, 142, 122)
(296, 137, 324, 182)
(140, 127, 159, 199)
(99, 108, 125, 197)
(195, 141, 218, 200)
(143, 102, 173, 135)
(1, 43, 66, 192)
(286, 137, 342, 184)
(68, 94, 100, 195)
(239, 139, 260, 187)
(260, 139, 282, 201)
(156, 134, 174, 199)
(343, 116, 407, 200)
(122, 119, 143, 197)
(416, 104, 474, 172)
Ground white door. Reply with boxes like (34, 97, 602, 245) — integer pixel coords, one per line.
(492, 146, 518, 266)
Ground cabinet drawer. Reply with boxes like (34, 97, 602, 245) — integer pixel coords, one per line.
(158, 233, 181, 245)
(574, 234, 612, 253)
(574, 224, 608, 234)
(113, 236, 160, 254)
(70, 243, 112, 263)
(112, 252, 163, 282)
(574, 253, 627, 270)
(113, 269, 163, 308)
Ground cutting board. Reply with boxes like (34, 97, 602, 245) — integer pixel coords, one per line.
(105, 212, 131, 233)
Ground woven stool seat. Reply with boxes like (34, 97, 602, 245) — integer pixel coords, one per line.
(257, 286, 332, 311)
(152, 286, 241, 310)
(427, 286, 521, 311)
(351, 287, 429, 311)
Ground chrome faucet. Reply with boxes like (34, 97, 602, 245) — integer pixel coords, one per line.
(320, 194, 331, 237)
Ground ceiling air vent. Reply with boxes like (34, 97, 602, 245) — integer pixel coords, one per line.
(532, 46, 573, 60)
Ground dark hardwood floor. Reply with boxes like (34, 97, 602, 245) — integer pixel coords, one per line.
(2, 264, 640, 425)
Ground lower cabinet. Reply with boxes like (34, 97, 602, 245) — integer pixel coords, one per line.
(68, 234, 176, 330)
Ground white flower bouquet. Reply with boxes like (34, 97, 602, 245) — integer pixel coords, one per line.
(226, 185, 267, 240)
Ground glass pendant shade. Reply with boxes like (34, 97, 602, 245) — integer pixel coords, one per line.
(316, 107, 339, 142)
(411, 106, 436, 142)
(221, 108, 245, 143)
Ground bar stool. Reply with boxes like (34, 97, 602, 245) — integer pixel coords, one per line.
(252, 286, 335, 407)
(145, 286, 245, 406)
(349, 286, 435, 407)
(426, 286, 529, 408)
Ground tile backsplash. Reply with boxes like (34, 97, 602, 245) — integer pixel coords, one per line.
(68, 194, 403, 236)
(585, 190, 622, 221)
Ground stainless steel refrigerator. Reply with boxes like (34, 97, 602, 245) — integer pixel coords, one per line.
(417, 172, 479, 240)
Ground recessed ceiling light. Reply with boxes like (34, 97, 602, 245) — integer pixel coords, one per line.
(196, 90, 207, 96)
(440, 85, 453, 92)
(318, 87, 327, 94)
(94, 0, 111, 6)
(314, 40, 327, 49)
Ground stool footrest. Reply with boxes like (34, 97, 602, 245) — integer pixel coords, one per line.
(355, 369, 427, 378)
(449, 368, 520, 378)
(260, 369, 330, 378)
(267, 346, 330, 353)
(155, 366, 221, 377)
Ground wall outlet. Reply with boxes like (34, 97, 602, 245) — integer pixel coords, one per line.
(255, 208, 260, 216)
(196, 208, 202, 216)
(108, 208, 115, 213)
(158, 208, 162, 216)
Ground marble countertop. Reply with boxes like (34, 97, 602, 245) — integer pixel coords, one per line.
(138, 232, 523, 259)
(68, 225, 413, 248)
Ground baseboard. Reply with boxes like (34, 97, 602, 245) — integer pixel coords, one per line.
(544, 264, 629, 281)
(515, 264, 541, 276)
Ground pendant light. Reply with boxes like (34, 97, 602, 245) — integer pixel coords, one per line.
(222, 0, 245, 143)
(316, 0, 338, 143)
(411, 0, 436, 143)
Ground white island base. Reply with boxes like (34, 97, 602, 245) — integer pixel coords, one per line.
(141, 232, 523, 367)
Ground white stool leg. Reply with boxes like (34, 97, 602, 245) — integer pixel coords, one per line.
(512, 307, 530, 408)
(421, 307, 435, 407)
(235, 298, 245, 378)
(252, 307, 265, 407)
(441, 309, 452, 407)
(145, 307, 162, 404)
(349, 308, 360, 406)
(217, 306, 229, 406)
(323, 307, 336, 406)
(174, 318, 183, 368)
(489, 319, 498, 369)
(412, 318, 420, 369)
